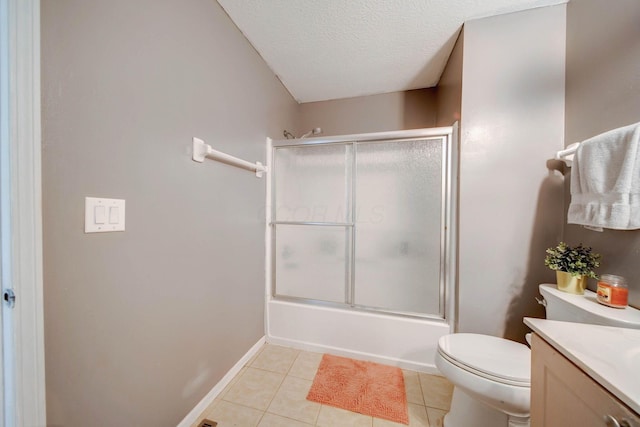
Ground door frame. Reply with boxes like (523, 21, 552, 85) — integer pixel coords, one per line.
(3, 0, 46, 424)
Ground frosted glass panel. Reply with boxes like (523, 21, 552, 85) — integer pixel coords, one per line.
(274, 225, 349, 303)
(274, 144, 351, 223)
(354, 139, 443, 315)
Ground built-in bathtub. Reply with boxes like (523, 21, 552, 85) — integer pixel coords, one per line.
(267, 299, 451, 373)
(265, 127, 458, 373)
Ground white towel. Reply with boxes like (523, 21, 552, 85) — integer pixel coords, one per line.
(568, 122, 640, 230)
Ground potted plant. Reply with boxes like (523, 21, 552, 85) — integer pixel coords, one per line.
(544, 242, 601, 294)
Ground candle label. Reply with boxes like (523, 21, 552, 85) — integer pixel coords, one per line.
(597, 282, 628, 308)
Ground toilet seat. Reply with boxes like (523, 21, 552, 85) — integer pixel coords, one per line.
(437, 333, 531, 386)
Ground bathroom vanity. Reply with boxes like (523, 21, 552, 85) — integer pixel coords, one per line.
(525, 318, 640, 427)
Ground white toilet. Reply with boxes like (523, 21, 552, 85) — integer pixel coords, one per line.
(435, 283, 640, 427)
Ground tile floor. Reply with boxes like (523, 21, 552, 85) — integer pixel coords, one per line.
(192, 344, 453, 427)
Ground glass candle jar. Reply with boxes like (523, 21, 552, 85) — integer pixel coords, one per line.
(596, 274, 628, 308)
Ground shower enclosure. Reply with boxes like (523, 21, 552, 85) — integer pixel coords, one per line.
(266, 126, 457, 371)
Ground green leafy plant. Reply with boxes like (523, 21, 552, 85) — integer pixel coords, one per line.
(544, 242, 601, 279)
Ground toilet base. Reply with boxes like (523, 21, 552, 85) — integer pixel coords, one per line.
(444, 388, 530, 427)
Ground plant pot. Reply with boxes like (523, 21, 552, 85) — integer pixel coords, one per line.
(556, 271, 587, 294)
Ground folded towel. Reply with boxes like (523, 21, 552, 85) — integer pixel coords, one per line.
(568, 122, 640, 230)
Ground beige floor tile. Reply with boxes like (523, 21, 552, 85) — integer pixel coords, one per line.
(223, 367, 285, 410)
(193, 401, 223, 427)
(418, 374, 453, 410)
(372, 403, 429, 427)
(193, 344, 442, 427)
(246, 345, 265, 367)
(218, 367, 247, 399)
(316, 405, 373, 427)
(288, 351, 323, 380)
(402, 370, 424, 406)
(257, 413, 313, 427)
(250, 344, 300, 374)
(192, 396, 223, 425)
(426, 408, 447, 427)
(200, 398, 222, 418)
(266, 376, 321, 424)
(190, 414, 208, 427)
(407, 404, 430, 427)
(206, 400, 264, 427)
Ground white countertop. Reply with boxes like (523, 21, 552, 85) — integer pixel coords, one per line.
(524, 317, 640, 414)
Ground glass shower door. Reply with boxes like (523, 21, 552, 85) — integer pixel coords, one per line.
(272, 143, 353, 304)
(271, 133, 450, 319)
(353, 139, 444, 315)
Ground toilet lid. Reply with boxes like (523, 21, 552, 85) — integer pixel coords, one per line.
(438, 333, 531, 385)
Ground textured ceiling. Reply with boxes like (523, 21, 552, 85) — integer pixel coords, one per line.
(216, 0, 566, 103)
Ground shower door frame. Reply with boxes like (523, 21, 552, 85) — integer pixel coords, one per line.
(266, 126, 458, 323)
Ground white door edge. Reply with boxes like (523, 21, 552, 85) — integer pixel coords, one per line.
(6, 0, 46, 425)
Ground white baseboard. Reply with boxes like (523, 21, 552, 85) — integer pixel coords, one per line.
(266, 335, 441, 375)
(177, 336, 266, 427)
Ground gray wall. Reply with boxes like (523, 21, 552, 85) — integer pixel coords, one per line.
(42, 0, 635, 423)
(564, 0, 640, 308)
(298, 89, 437, 136)
(457, 5, 566, 340)
(40, 1, 297, 425)
(435, 30, 463, 127)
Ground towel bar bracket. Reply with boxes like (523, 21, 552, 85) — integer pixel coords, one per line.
(192, 137, 267, 178)
(192, 138, 209, 163)
(554, 142, 580, 167)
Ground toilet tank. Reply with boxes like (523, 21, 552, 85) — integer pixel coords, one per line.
(539, 284, 640, 329)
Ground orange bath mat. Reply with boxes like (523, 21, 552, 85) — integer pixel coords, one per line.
(306, 354, 409, 424)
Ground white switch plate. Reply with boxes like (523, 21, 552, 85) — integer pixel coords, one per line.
(85, 197, 125, 233)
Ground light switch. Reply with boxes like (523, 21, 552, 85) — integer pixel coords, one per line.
(109, 206, 119, 224)
(94, 206, 106, 224)
(85, 197, 126, 233)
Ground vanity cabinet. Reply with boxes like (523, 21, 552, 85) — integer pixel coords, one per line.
(531, 333, 640, 427)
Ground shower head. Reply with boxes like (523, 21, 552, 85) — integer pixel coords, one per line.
(283, 127, 323, 139)
(300, 127, 322, 139)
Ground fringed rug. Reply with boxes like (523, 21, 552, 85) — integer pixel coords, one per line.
(306, 354, 409, 424)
